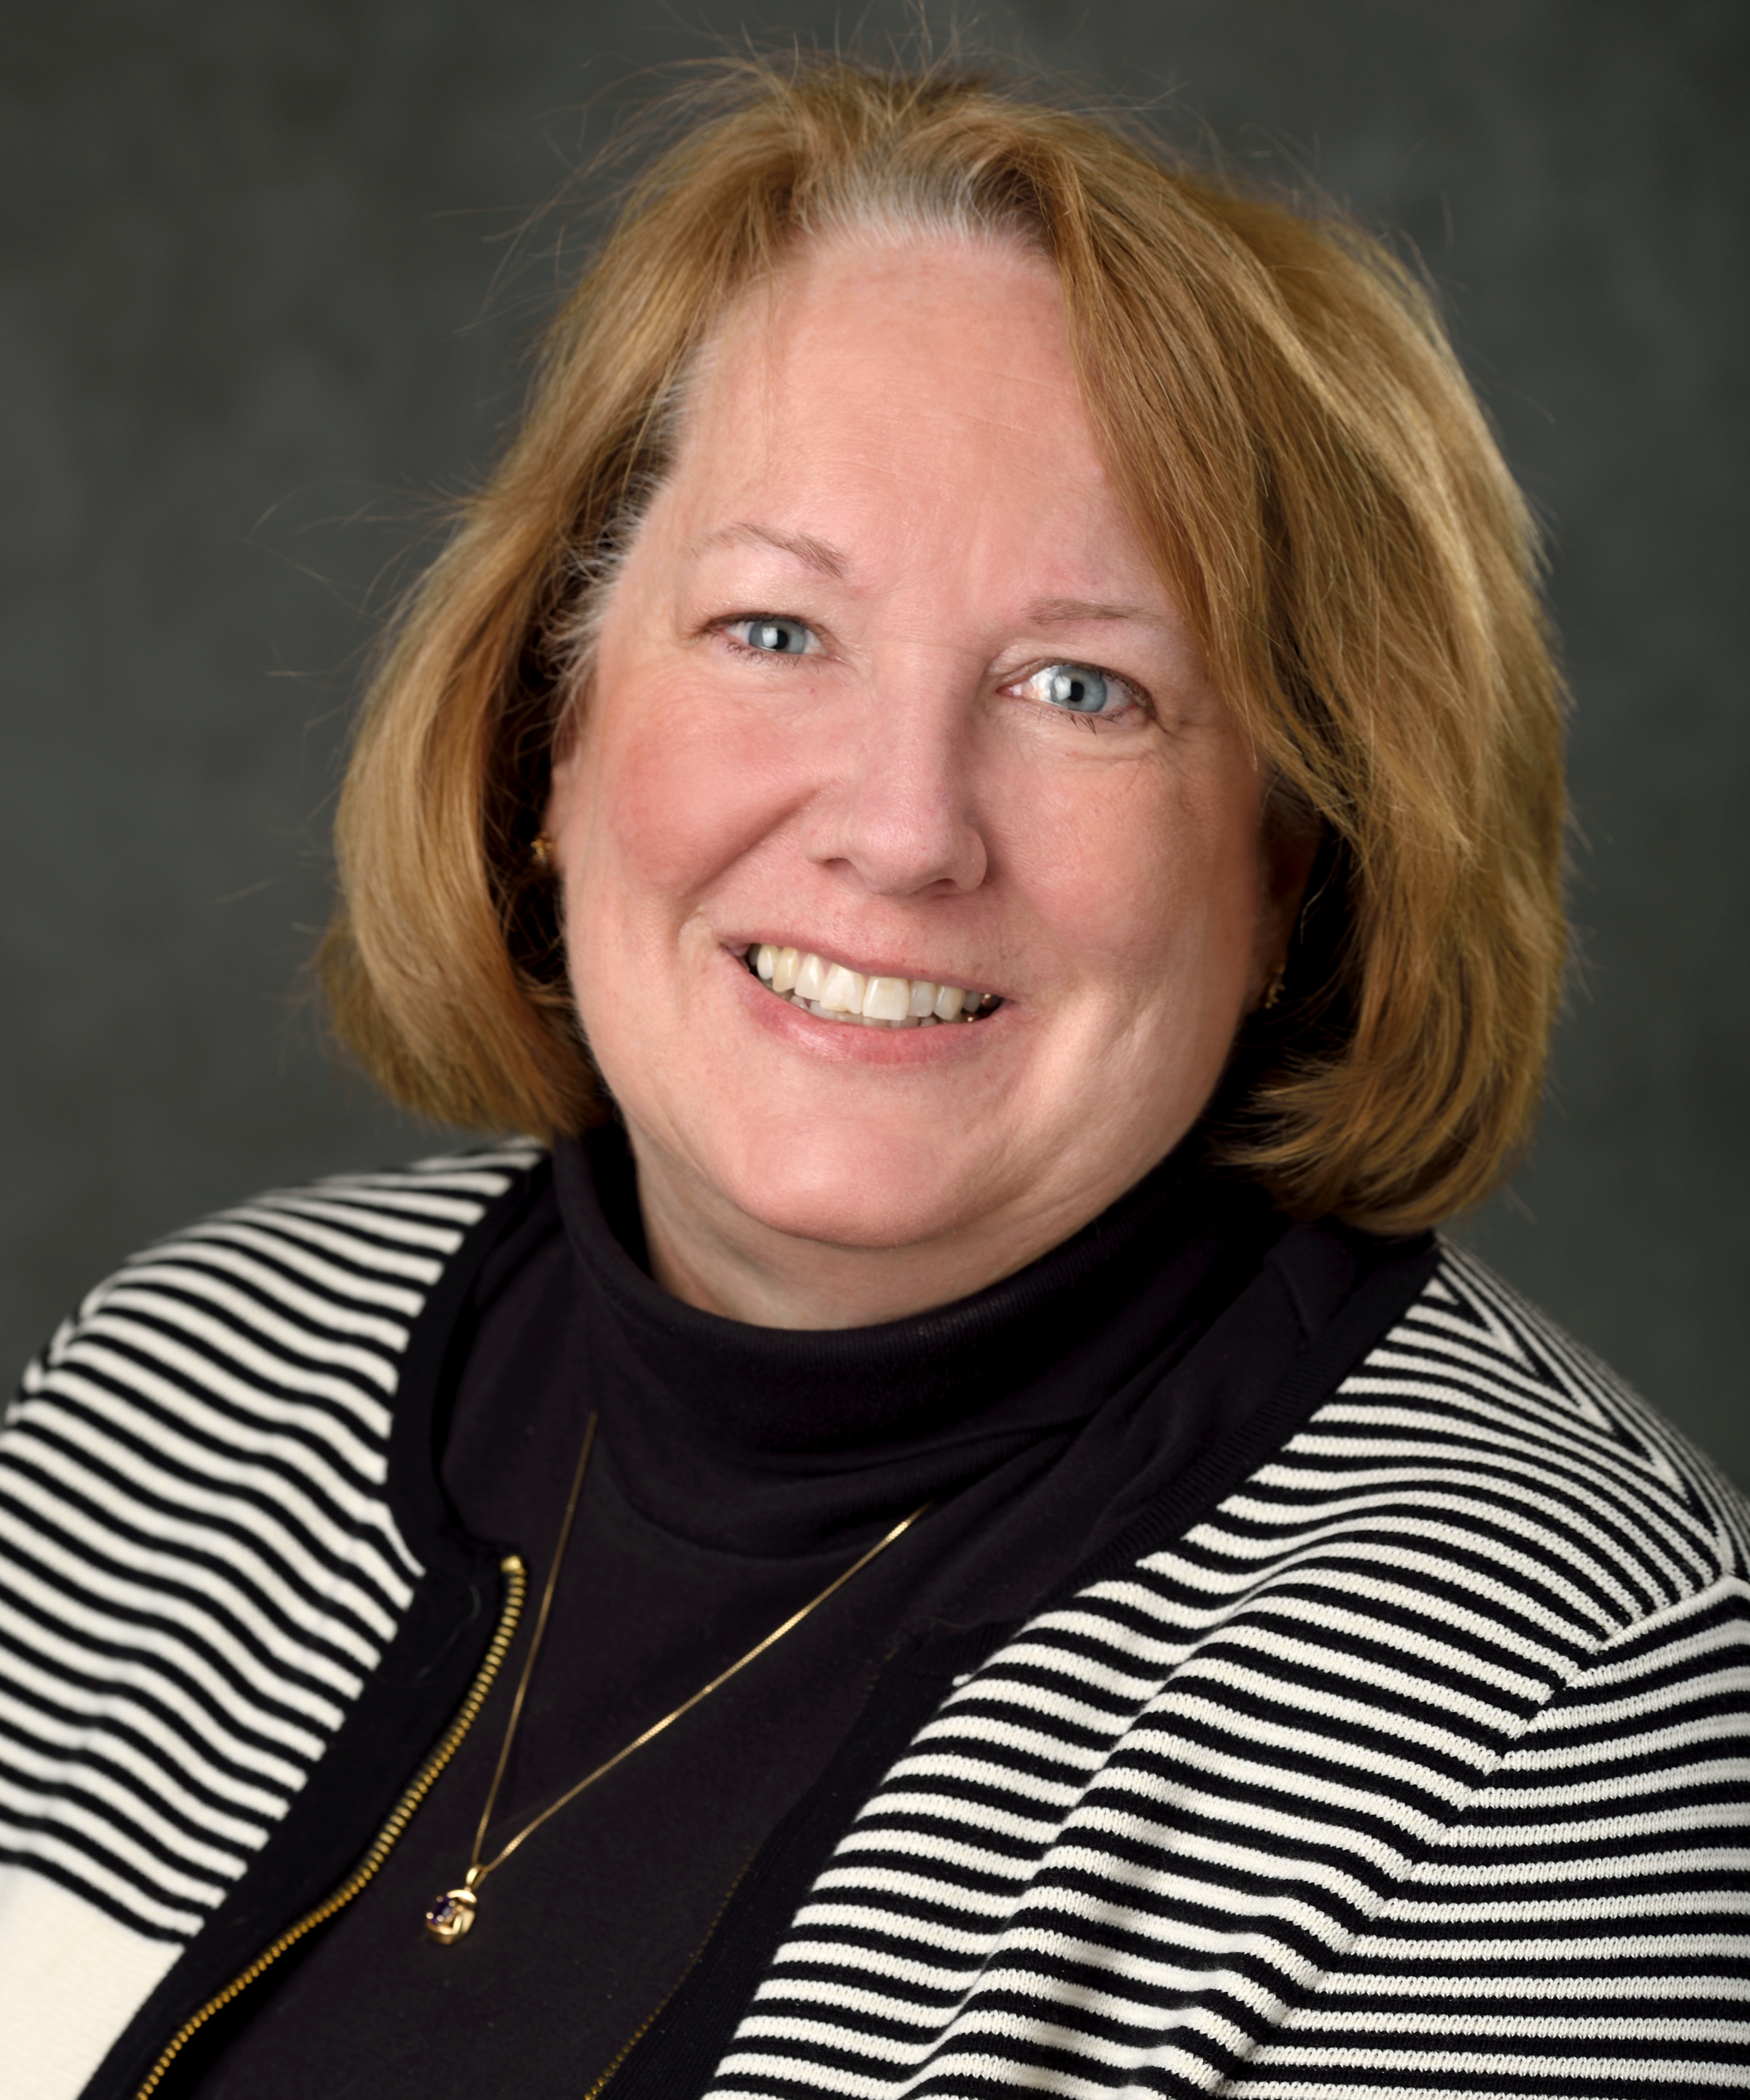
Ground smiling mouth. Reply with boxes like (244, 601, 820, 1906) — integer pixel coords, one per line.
(744, 944, 1001, 1028)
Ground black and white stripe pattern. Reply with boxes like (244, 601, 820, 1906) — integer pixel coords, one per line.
(7, 1168, 1747, 2099)
(0, 1148, 532, 1945)
(709, 1248, 1750, 2096)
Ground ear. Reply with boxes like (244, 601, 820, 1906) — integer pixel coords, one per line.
(541, 692, 587, 849)
(1250, 794, 1321, 1008)
(542, 761, 569, 844)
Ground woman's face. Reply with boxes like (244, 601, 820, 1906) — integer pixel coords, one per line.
(548, 234, 1302, 1325)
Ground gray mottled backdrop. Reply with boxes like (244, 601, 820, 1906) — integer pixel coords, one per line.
(4, 3, 1746, 1468)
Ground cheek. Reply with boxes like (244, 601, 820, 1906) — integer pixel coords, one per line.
(578, 672, 804, 907)
(1006, 756, 1264, 986)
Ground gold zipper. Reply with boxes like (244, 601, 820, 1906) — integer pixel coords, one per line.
(582, 1854, 755, 2100)
(583, 1654, 894, 2096)
(583, 2002, 665, 2100)
(133, 1554, 528, 2100)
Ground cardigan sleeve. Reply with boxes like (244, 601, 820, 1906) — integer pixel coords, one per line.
(1221, 1574, 1750, 2096)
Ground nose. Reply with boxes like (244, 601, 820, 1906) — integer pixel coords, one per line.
(801, 661, 988, 897)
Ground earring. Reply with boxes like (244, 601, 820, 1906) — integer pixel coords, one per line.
(530, 832, 556, 874)
(1261, 964, 1286, 1012)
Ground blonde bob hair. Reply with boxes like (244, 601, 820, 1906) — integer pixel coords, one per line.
(322, 55, 1566, 1235)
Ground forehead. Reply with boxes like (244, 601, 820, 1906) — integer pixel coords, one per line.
(654, 232, 1140, 585)
(701, 231, 1080, 411)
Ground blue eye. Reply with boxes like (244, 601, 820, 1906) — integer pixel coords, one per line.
(734, 616, 815, 656)
(1022, 662, 1129, 717)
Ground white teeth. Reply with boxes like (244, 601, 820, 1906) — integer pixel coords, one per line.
(820, 963, 866, 1014)
(862, 975, 912, 1022)
(745, 946, 996, 1026)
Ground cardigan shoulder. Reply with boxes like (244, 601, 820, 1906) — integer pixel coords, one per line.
(0, 1146, 542, 2100)
(694, 1245, 1750, 2100)
(1207, 1252, 1750, 2093)
(1340, 1240, 1750, 1607)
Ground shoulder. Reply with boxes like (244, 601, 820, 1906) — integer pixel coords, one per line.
(1192, 1239, 1750, 1638)
(998, 1244, 1750, 1744)
(8, 1141, 547, 1426)
(30, 1144, 545, 1349)
(1, 1143, 548, 1585)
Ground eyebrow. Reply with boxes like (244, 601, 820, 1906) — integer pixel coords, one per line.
(690, 534, 1170, 631)
(1022, 596, 1168, 629)
(691, 522, 849, 578)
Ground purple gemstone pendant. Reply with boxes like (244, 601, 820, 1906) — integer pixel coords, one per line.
(424, 1885, 478, 1944)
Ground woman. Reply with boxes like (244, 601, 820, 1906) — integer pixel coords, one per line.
(4, 57, 1746, 2100)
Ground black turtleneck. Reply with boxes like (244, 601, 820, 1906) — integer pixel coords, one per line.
(184, 1124, 1399, 2100)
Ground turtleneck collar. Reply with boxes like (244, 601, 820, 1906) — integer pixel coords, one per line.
(551, 1122, 1287, 1552)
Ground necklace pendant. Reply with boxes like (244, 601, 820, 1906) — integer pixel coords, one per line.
(424, 1885, 478, 1944)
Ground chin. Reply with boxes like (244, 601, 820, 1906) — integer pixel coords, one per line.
(712, 1140, 989, 1256)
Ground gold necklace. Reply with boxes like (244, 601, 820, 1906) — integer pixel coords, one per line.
(424, 1411, 930, 1942)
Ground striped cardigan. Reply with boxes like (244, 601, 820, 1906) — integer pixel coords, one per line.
(1, 1150, 1747, 2099)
